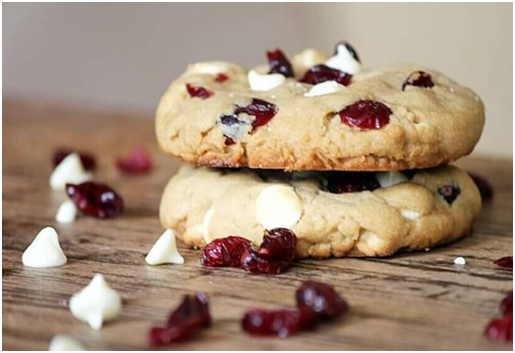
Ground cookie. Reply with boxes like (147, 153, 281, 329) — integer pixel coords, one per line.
(159, 164, 481, 258)
(155, 44, 485, 171)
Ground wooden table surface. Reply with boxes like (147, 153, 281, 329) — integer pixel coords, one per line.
(2, 99, 513, 350)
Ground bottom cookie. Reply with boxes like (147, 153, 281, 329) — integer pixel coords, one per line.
(160, 165, 481, 258)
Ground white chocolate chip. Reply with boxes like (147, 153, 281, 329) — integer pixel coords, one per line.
(202, 208, 215, 243)
(145, 229, 184, 265)
(22, 227, 67, 268)
(360, 230, 381, 247)
(325, 44, 362, 75)
(248, 70, 285, 91)
(401, 209, 420, 220)
(55, 200, 78, 224)
(189, 62, 230, 75)
(49, 335, 85, 351)
(375, 171, 409, 188)
(454, 256, 466, 265)
(256, 185, 302, 230)
(69, 274, 122, 330)
(49, 153, 92, 191)
(304, 81, 345, 97)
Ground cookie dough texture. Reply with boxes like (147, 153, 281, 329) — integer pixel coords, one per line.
(155, 49, 485, 171)
(160, 164, 481, 258)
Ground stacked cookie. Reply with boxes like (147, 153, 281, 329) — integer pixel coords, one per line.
(155, 42, 484, 258)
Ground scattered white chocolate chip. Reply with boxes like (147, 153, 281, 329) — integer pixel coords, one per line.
(49, 153, 92, 191)
(248, 70, 285, 91)
(145, 229, 184, 265)
(304, 81, 345, 97)
(49, 335, 85, 351)
(401, 209, 420, 220)
(375, 171, 409, 188)
(70, 274, 122, 330)
(55, 200, 78, 224)
(202, 208, 215, 243)
(325, 43, 362, 75)
(22, 227, 67, 268)
(454, 257, 466, 265)
(256, 185, 302, 230)
(189, 61, 230, 75)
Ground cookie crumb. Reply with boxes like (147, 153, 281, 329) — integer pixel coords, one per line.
(454, 256, 466, 265)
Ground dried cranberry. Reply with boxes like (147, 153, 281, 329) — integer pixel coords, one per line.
(296, 281, 349, 320)
(334, 41, 360, 62)
(501, 292, 513, 315)
(325, 172, 380, 194)
(241, 228, 297, 274)
(469, 173, 494, 201)
(494, 256, 513, 269)
(266, 49, 294, 78)
(186, 83, 213, 99)
(338, 100, 391, 129)
(149, 293, 210, 347)
(52, 149, 96, 171)
(200, 236, 251, 267)
(438, 185, 461, 204)
(300, 64, 352, 86)
(234, 98, 278, 129)
(65, 182, 124, 218)
(115, 147, 152, 174)
(402, 71, 434, 91)
(484, 314, 513, 343)
(241, 307, 316, 337)
(214, 73, 229, 82)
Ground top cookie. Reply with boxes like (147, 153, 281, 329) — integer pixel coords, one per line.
(156, 43, 485, 171)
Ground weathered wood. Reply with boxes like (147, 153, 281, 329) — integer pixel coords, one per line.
(2, 99, 513, 350)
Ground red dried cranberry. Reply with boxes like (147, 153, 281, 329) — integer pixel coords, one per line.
(334, 41, 360, 62)
(501, 292, 513, 316)
(149, 293, 211, 347)
(300, 64, 352, 86)
(296, 281, 349, 321)
(241, 307, 316, 337)
(52, 149, 96, 171)
(494, 256, 513, 269)
(241, 228, 297, 274)
(338, 100, 391, 129)
(186, 83, 213, 99)
(65, 182, 124, 218)
(325, 172, 380, 194)
(200, 236, 251, 267)
(402, 71, 434, 91)
(484, 314, 513, 343)
(214, 73, 229, 83)
(438, 185, 461, 204)
(469, 172, 494, 201)
(266, 49, 294, 78)
(234, 98, 278, 130)
(115, 147, 152, 174)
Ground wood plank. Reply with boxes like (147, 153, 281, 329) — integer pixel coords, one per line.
(2, 99, 513, 350)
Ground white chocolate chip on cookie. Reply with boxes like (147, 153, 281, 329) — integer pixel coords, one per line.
(305, 81, 345, 97)
(256, 185, 302, 230)
(248, 70, 285, 91)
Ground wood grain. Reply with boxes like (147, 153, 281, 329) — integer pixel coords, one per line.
(2, 99, 513, 350)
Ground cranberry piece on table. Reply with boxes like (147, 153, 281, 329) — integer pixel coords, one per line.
(402, 71, 434, 91)
(235, 98, 278, 130)
(149, 293, 211, 346)
(65, 182, 124, 218)
(116, 147, 152, 174)
(266, 49, 294, 78)
(469, 172, 494, 201)
(52, 149, 96, 171)
(296, 281, 349, 320)
(438, 185, 461, 204)
(214, 73, 229, 83)
(186, 83, 213, 99)
(200, 236, 251, 268)
(484, 314, 513, 343)
(241, 228, 297, 275)
(338, 100, 392, 129)
(501, 292, 513, 315)
(300, 64, 352, 86)
(325, 172, 380, 194)
(494, 256, 513, 269)
(242, 307, 316, 337)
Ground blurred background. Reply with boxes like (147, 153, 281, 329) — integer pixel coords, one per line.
(3, 3, 513, 157)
